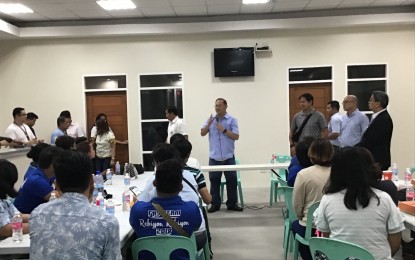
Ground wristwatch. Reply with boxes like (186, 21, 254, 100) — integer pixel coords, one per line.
(223, 129, 228, 134)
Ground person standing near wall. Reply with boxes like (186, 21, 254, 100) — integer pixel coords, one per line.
(356, 91, 393, 170)
(60, 110, 85, 138)
(201, 98, 242, 213)
(165, 106, 187, 143)
(289, 93, 327, 155)
(26, 112, 39, 138)
(326, 101, 342, 151)
(5, 107, 39, 145)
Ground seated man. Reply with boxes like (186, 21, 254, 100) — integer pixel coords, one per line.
(14, 146, 62, 214)
(55, 135, 75, 150)
(138, 143, 207, 250)
(30, 150, 121, 260)
(130, 158, 202, 260)
(170, 133, 200, 170)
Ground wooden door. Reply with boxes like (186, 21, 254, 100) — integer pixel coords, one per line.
(289, 83, 332, 123)
(86, 91, 129, 164)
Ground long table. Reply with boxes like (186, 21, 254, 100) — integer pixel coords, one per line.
(200, 163, 290, 173)
(0, 173, 152, 255)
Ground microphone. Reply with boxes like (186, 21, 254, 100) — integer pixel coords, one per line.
(216, 116, 219, 123)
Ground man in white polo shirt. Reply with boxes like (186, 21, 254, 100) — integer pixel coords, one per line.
(5, 107, 39, 145)
(165, 106, 187, 143)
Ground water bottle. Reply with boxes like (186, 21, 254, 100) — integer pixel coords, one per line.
(115, 161, 121, 175)
(123, 163, 128, 175)
(49, 191, 57, 201)
(404, 168, 412, 185)
(106, 169, 112, 185)
(392, 163, 399, 181)
(11, 213, 23, 242)
(96, 192, 105, 210)
(406, 186, 414, 201)
(124, 168, 131, 187)
(271, 153, 276, 164)
(94, 171, 104, 194)
(122, 188, 131, 212)
(106, 195, 115, 215)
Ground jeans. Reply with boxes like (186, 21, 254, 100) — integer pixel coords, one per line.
(291, 220, 316, 260)
(209, 156, 237, 207)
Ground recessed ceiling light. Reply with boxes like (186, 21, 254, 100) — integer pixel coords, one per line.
(0, 3, 33, 14)
(96, 0, 136, 10)
(243, 0, 271, 4)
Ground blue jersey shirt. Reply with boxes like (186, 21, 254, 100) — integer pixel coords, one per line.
(24, 162, 38, 180)
(130, 195, 202, 260)
(14, 168, 53, 214)
(202, 113, 239, 161)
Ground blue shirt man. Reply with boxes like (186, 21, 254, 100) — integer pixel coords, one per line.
(50, 116, 70, 144)
(130, 159, 202, 260)
(200, 98, 242, 213)
(339, 95, 369, 147)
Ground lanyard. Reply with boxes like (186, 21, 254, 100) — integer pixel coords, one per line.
(15, 123, 30, 141)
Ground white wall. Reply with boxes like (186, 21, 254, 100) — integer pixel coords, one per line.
(0, 24, 414, 187)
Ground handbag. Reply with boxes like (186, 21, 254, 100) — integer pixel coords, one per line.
(292, 112, 314, 142)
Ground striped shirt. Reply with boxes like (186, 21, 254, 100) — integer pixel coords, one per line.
(184, 165, 207, 189)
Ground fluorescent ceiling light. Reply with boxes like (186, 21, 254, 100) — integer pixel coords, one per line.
(96, 0, 136, 10)
(243, 0, 270, 4)
(0, 4, 33, 14)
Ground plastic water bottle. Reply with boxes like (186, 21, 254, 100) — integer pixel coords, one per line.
(123, 163, 128, 175)
(124, 168, 131, 187)
(94, 171, 104, 194)
(122, 188, 131, 212)
(49, 191, 57, 201)
(271, 153, 276, 164)
(404, 168, 412, 185)
(106, 195, 115, 215)
(115, 161, 121, 175)
(11, 213, 23, 242)
(392, 163, 399, 181)
(96, 192, 105, 210)
(406, 186, 414, 201)
(106, 169, 112, 185)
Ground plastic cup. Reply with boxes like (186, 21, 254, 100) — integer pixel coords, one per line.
(382, 171, 392, 181)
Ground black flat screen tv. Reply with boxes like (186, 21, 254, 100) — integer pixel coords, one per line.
(214, 47, 255, 77)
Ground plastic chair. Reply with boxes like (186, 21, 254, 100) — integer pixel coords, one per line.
(220, 159, 244, 207)
(269, 155, 291, 206)
(278, 186, 297, 260)
(293, 201, 320, 260)
(132, 234, 204, 260)
(309, 237, 375, 260)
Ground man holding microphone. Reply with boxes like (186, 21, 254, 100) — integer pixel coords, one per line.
(201, 98, 242, 213)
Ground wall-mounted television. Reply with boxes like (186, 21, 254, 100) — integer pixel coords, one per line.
(214, 47, 255, 77)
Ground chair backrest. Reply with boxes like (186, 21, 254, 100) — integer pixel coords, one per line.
(309, 237, 375, 260)
(277, 177, 288, 187)
(278, 186, 297, 223)
(132, 235, 198, 260)
(276, 155, 291, 163)
(236, 159, 241, 179)
(304, 201, 320, 240)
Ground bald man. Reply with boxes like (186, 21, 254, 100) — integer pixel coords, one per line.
(339, 95, 369, 147)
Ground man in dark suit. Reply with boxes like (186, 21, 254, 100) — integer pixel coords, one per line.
(357, 91, 393, 170)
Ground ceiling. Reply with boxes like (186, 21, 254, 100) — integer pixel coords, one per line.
(0, 0, 414, 27)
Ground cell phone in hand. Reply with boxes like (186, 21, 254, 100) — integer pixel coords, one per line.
(129, 186, 141, 196)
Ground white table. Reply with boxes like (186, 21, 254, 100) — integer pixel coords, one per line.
(0, 173, 152, 255)
(200, 163, 289, 173)
(401, 211, 415, 231)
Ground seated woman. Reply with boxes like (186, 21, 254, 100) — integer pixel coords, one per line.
(287, 137, 314, 187)
(14, 146, 62, 214)
(24, 143, 50, 180)
(314, 146, 404, 260)
(292, 138, 333, 260)
(0, 160, 29, 239)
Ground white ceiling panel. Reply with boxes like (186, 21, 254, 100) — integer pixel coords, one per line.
(170, 0, 206, 6)
(140, 7, 176, 17)
(73, 10, 112, 19)
(272, 1, 309, 11)
(38, 10, 79, 19)
(135, 0, 171, 8)
(61, 2, 99, 11)
(208, 4, 240, 15)
(207, 0, 241, 6)
(107, 9, 144, 18)
(240, 3, 274, 13)
(10, 12, 49, 20)
(174, 6, 207, 15)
